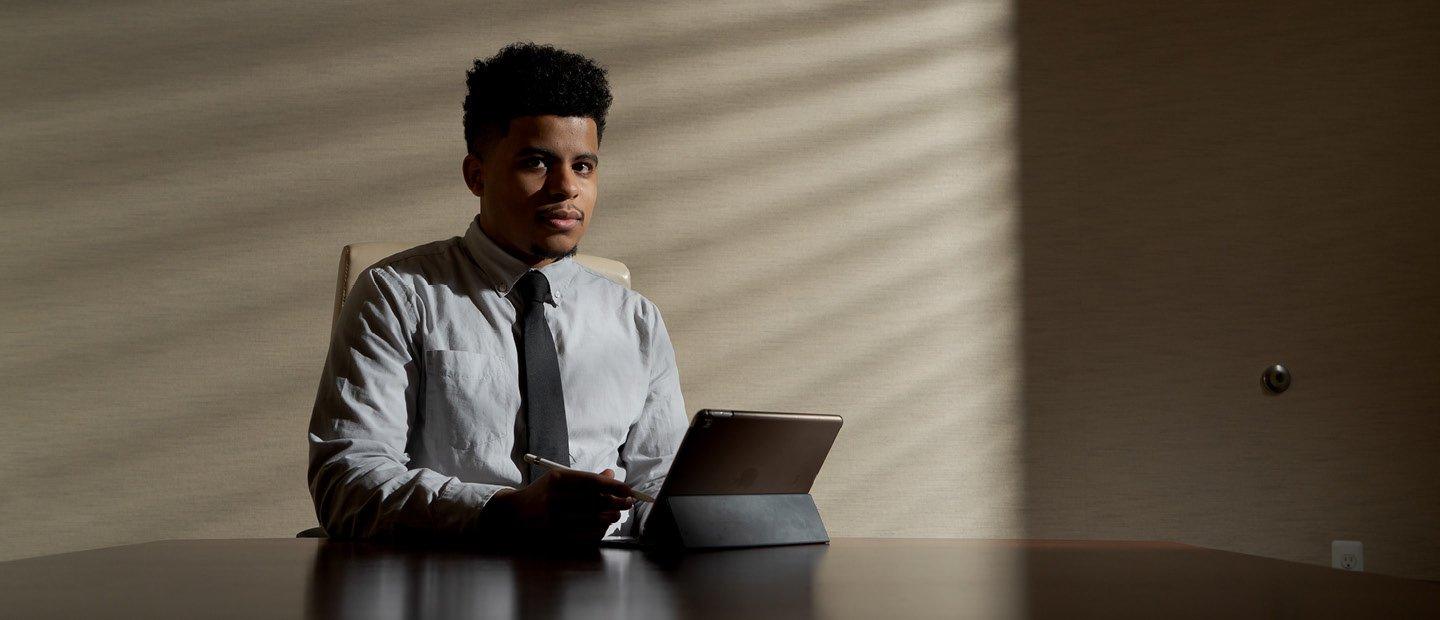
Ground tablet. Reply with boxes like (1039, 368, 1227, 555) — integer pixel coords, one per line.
(656, 409, 844, 497)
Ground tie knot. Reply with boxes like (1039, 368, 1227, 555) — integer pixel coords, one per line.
(516, 270, 551, 304)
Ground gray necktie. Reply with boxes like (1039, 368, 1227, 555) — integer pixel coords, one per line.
(516, 270, 570, 482)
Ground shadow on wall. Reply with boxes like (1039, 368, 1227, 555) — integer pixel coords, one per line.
(1, 0, 1024, 566)
(1016, 0, 1440, 580)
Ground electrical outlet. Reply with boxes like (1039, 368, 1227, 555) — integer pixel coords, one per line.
(1332, 540, 1363, 572)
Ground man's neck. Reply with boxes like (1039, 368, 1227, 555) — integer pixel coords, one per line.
(477, 216, 557, 268)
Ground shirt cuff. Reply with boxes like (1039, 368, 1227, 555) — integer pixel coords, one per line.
(436, 478, 513, 536)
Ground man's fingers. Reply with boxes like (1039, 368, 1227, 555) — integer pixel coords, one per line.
(551, 468, 629, 491)
(544, 469, 638, 516)
(561, 492, 633, 515)
(552, 468, 636, 497)
(549, 489, 633, 515)
(604, 494, 635, 511)
(534, 468, 636, 544)
(588, 473, 636, 497)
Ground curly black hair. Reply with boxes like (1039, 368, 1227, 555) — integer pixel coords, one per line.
(463, 42, 613, 157)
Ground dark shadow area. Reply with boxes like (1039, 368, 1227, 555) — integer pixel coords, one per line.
(304, 540, 825, 619)
(1016, 0, 1440, 579)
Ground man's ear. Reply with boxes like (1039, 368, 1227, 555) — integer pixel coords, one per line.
(462, 153, 484, 197)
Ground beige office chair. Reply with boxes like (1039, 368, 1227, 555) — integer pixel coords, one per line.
(299, 242, 631, 538)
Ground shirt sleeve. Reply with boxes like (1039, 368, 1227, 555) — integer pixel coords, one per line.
(619, 300, 689, 535)
(307, 266, 509, 539)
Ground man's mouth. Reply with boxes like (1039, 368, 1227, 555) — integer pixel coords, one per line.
(539, 209, 582, 232)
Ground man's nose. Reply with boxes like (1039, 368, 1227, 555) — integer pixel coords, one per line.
(546, 166, 581, 200)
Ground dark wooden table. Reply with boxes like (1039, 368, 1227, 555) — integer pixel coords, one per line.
(1, 538, 1436, 618)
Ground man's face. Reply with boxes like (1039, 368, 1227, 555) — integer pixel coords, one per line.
(463, 115, 600, 266)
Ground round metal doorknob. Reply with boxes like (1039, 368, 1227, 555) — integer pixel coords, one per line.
(1262, 364, 1291, 394)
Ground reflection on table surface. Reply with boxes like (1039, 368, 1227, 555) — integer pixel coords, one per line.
(306, 540, 828, 619)
(2, 538, 1438, 618)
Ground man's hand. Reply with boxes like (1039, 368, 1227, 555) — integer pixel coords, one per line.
(482, 468, 637, 546)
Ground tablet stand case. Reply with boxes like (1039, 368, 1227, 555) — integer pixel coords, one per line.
(644, 493, 829, 549)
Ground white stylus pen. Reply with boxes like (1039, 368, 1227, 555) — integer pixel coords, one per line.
(522, 453, 656, 503)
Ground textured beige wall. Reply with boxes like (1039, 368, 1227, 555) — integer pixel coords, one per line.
(1018, 0, 1440, 579)
(1, 1, 1020, 561)
(10, 0, 1432, 583)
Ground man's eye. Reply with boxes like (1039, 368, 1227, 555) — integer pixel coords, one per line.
(574, 162, 595, 173)
(522, 158, 546, 169)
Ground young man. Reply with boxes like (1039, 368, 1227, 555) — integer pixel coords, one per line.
(307, 43, 687, 545)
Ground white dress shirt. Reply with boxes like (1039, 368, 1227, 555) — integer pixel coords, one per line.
(307, 215, 687, 539)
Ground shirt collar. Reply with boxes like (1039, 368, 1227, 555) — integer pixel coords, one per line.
(462, 215, 579, 305)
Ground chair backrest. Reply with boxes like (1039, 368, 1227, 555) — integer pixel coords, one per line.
(333, 242, 632, 326)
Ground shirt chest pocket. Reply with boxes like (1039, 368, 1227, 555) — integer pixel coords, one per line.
(421, 349, 518, 451)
